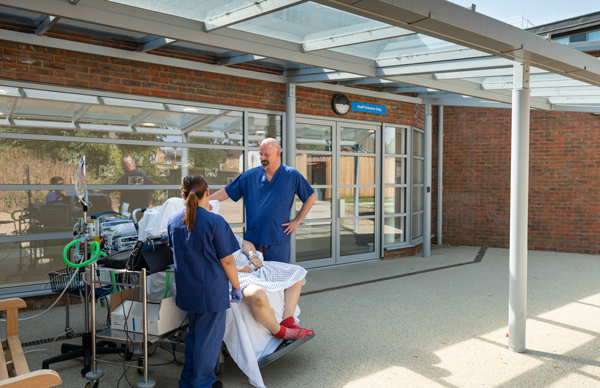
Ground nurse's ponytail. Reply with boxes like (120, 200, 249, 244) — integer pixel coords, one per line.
(181, 174, 208, 231)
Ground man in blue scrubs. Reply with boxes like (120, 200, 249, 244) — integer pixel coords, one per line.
(209, 138, 315, 263)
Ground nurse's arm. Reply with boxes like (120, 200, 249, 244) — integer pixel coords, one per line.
(220, 254, 241, 290)
(209, 188, 230, 202)
(283, 193, 316, 235)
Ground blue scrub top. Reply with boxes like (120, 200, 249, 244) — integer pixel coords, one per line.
(225, 165, 314, 246)
(167, 207, 239, 313)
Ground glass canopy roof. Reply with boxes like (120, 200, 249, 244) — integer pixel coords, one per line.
(0, 0, 598, 112)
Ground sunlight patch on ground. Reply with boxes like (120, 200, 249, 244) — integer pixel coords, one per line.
(435, 337, 543, 387)
(343, 366, 447, 388)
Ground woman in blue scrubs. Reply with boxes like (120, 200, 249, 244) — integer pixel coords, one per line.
(168, 174, 243, 388)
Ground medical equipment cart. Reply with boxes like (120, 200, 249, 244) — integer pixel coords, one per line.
(84, 265, 186, 388)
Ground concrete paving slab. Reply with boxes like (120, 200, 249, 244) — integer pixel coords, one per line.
(2, 246, 600, 388)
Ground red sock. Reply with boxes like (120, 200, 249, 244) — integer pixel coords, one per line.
(280, 317, 314, 336)
(273, 325, 308, 340)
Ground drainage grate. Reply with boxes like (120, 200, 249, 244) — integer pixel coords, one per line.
(302, 246, 488, 296)
(21, 328, 105, 348)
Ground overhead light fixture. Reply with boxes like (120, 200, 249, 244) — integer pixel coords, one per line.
(141, 122, 155, 126)
(255, 130, 265, 134)
(0, 89, 6, 94)
(183, 108, 198, 112)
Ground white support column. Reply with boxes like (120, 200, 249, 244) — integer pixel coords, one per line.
(181, 135, 189, 178)
(508, 62, 531, 353)
(286, 83, 297, 263)
(423, 102, 432, 257)
(437, 106, 443, 247)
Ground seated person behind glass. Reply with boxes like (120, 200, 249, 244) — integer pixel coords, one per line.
(46, 176, 66, 203)
(116, 156, 153, 212)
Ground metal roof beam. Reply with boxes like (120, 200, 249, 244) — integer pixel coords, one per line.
(337, 78, 393, 85)
(481, 79, 589, 90)
(376, 48, 491, 68)
(530, 87, 600, 97)
(137, 37, 177, 53)
(129, 109, 153, 126)
(204, 0, 307, 32)
(35, 15, 60, 36)
(384, 86, 437, 93)
(316, 0, 600, 87)
(182, 111, 232, 135)
(5, 98, 16, 121)
(217, 54, 267, 66)
(302, 26, 415, 52)
(71, 104, 91, 124)
(548, 96, 600, 105)
(377, 57, 514, 77)
(287, 72, 365, 83)
(433, 67, 548, 81)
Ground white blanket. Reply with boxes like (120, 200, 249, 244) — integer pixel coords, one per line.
(140, 197, 293, 387)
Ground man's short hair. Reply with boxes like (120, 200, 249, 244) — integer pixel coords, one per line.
(50, 176, 64, 185)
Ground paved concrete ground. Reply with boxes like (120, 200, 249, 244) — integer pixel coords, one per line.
(4, 245, 600, 387)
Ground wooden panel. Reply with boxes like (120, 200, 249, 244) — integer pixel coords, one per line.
(6, 336, 29, 376)
(0, 340, 8, 381)
(0, 369, 62, 388)
(0, 299, 27, 312)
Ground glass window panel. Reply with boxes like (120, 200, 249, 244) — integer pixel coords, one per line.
(188, 111, 243, 146)
(230, 2, 388, 44)
(553, 37, 569, 44)
(412, 186, 424, 212)
(384, 187, 406, 214)
(0, 238, 72, 288)
(340, 218, 375, 256)
(589, 31, 600, 42)
(297, 190, 331, 219)
(0, 189, 173, 235)
(412, 213, 423, 240)
(248, 113, 281, 147)
(413, 159, 424, 184)
(296, 154, 331, 185)
(339, 156, 375, 185)
(570, 33, 587, 43)
(340, 127, 376, 153)
(0, 126, 179, 141)
(413, 131, 424, 157)
(247, 149, 282, 170)
(339, 188, 375, 217)
(384, 157, 406, 185)
(106, 0, 250, 22)
(296, 123, 332, 151)
(10, 98, 84, 122)
(188, 149, 243, 186)
(219, 197, 244, 225)
(332, 34, 462, 60)
(385, 126, 407, 155)
(296, 222, 332, 262)
(79, 105, 145, 126)
(384, 217, 405, 244)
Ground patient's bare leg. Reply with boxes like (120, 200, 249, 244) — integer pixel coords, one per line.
(242, 284, 308, 340)
(282, 279, 304, 320)
(242, 285, 280, 334)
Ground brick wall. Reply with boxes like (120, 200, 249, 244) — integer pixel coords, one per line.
(440, 107, 600, 254)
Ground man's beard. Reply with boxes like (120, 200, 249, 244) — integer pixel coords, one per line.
(261, 160, 269, 169)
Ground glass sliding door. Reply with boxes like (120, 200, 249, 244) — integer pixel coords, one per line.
(383, 126, 409, 246)
(411, 128, 425, 243)
(295, 119, 335, 268)
(336, 122, 381, 264)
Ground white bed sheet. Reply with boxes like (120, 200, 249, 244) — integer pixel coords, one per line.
(139, 197, 292, 387)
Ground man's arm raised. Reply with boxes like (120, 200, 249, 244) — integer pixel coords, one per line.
(209, 188, 230, 202)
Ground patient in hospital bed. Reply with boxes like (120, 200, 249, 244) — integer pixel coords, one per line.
(139, 197, 312, 388)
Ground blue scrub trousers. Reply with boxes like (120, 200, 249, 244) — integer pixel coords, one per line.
(179, 310, 226, 388)
(260, 242, 291, 263)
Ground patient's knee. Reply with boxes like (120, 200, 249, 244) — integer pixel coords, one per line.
(243, 285, 269, 309)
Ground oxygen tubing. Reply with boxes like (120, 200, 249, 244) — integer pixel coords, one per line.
(62, 239, 102, 268)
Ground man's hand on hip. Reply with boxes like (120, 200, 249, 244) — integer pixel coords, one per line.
(282, 218, 301, 235)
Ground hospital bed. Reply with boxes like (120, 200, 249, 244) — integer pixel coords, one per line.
(137, 197, 313, 388)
